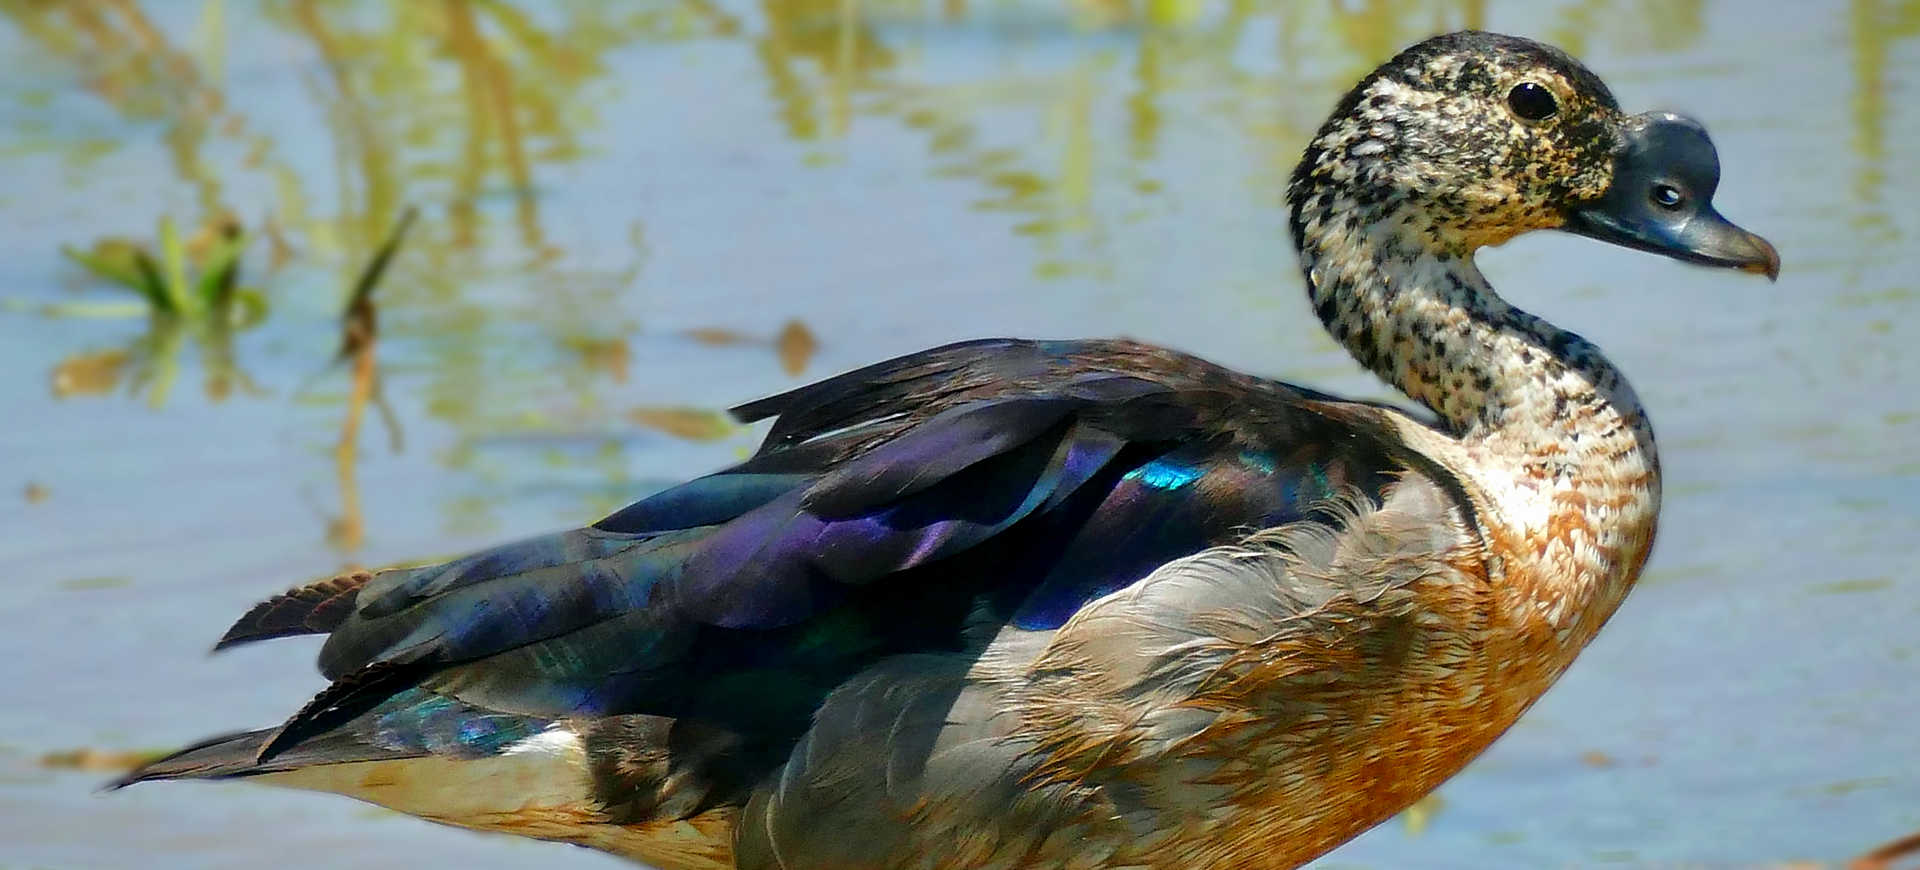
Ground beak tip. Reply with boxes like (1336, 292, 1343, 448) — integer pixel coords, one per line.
(1742, 234, 1782, 282)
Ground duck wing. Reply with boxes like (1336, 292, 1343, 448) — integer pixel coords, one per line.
(229, 338, 1442, 763)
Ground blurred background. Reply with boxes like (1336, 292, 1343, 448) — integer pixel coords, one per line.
(0, 0, 1915, 868)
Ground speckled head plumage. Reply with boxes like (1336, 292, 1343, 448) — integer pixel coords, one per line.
(1289, 31, 1628, 253)
(1281, 30, 1778, 444)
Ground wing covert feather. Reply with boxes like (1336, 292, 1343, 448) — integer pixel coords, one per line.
(246, 338, 1433, 764)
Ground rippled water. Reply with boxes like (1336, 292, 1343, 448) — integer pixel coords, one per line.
(1, 1, 1916, 868)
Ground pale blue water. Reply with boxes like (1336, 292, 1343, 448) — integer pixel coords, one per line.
(1, 1, 1916, 868)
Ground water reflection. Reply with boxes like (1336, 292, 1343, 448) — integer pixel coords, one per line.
(11, 0, 1907, 285)
(4, 0, 1856, 506)
(2, 1, 232, 214)
(41, 211, 268, 406)
(323, 206, 414, 552)
(65, 314, 265, 407)
(1848, 0, 1920, 243)
(1, 1, 1910, 598)
(275, 1, 666, 512)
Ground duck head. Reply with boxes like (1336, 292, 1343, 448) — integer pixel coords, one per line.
(1289, 30, 1778, 280)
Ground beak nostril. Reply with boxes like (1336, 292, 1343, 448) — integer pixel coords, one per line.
(1562, 113, 1776, 278)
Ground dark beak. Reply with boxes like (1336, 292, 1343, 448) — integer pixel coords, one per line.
(1563, 112, 1780, 281)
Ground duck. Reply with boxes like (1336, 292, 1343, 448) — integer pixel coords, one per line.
(119, 30, 1779, 870)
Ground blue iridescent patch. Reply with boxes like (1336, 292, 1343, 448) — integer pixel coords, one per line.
(370, 690, 549, 759)
(1122, 457, 1206, 490)
(1237, 449, 1279, 476)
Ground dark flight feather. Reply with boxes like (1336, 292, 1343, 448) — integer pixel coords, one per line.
(117, 688, 553, 787)
(245, 338, 1432, 762)
(257, 661, 436, 761)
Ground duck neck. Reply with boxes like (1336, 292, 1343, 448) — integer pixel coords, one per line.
(1289, 196, 1661, 644)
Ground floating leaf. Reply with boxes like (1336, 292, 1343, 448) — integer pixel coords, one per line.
(58, 576, 132, 591)
(50, 349, 133, 398)
(38, 748, 158, 773)
(566, 336, 630, 383)
(685, 327, 756, 346)
(1809, 577, 1893, 596)
(628, 407, 736, 441)
(777, 318, 818, 375)
(684, 320, 819, 375)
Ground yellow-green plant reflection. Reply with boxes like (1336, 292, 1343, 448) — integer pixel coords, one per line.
(1849, 0, 1920, 243)
(48, 314, 263, 409)
(6, 0, 1905, 545)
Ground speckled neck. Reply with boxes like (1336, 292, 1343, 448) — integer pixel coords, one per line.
(1290, 195, 1618, 438)
(1287, 186, 1662, 644)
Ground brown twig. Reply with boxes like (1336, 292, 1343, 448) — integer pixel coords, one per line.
(330, 207, 416, 551)
(336, 206, 416, 364)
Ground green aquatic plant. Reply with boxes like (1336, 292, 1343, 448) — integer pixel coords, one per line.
(28, 214, 271, 408)
(55, 215, 266, 327)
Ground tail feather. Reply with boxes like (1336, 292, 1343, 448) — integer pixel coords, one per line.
(214, 570, 372, 652)
(114, 711, 611, 854)
(112, 724, 427, 788)
(112, 729, 274, 786)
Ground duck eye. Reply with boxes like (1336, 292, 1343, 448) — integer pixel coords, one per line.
(1651, 183, 1686, 210)
(1507, 82, 1558, 121)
